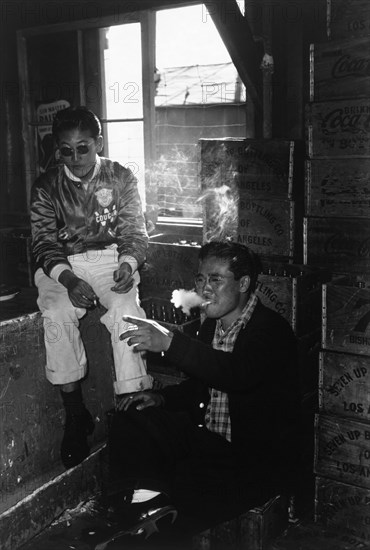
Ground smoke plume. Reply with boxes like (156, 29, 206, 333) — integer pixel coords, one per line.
(171, 289, 209, 315)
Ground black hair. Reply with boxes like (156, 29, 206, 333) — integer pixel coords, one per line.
(52, 106, 102, 141)
(199, 240, 260, 292)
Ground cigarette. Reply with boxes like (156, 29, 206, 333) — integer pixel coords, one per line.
(201, 301, 212, 308)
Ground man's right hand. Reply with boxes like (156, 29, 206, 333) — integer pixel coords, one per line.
(117, 391, 164, 412)
(59, 270, 98, 308)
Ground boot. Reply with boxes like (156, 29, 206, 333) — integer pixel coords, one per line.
(60, 387, 95, 469)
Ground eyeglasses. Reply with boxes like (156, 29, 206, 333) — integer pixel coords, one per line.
(59, 144, 91, 157)
(194, 274, 234, 289)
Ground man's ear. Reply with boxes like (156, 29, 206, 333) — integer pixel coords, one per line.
(239, 275, 250, 293)
(96, 135, 104, 153)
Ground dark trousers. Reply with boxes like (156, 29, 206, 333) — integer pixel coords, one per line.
(108, 406, 278, 531)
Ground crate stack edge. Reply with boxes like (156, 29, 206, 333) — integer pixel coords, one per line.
(307, 1, 370, 543)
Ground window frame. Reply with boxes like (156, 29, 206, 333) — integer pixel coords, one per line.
(17, 8, 158, 211)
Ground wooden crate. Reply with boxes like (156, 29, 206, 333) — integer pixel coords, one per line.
(322, 279, 370, 356)
(272, 520, 369, 550)
(306, 99, 370, 158)
(319, 350, 370, 421)
(193, 494, 288, 550)
(199, 138, 301, 200)
(305, 159, 370, 218)
(199, 138, 303, 258)
(310, 37, 370, 101)
(314, 413, 370, 488)
(202, 193, 297, 258)
(328, 0, 370, 40)
(256, 263, 331, 336)
(237, 198, 295, 258)
(139, 241, 200, 301)
(304, 217, 370, 273)
(315, 476, 370, 542)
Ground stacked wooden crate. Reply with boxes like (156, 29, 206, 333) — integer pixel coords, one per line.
(199, 137, 302, 262)
(316, 275, 370, 543)
(304, 40, 370, 272)
(306, 0, 370, 544)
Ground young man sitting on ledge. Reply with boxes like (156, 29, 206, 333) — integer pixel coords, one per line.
(101, 241, 301, 547)
(30, 106, 151, 470)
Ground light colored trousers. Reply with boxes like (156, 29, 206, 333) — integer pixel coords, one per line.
(35, 248, 153, 395)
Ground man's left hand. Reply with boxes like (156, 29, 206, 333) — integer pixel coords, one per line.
(111, 262, 134, 293)
(120, 315, 174, 353)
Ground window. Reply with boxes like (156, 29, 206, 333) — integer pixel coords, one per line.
(154, 5, 247, 223)
(18, 4, 246, 227)
(102, 23, 146, 207)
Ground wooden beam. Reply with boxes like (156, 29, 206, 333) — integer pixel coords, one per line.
(204, 0, 262, 112)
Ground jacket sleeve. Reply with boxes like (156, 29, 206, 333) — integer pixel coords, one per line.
(116, 167, 148, 268)
(163, 312, 297, 393)
(30, 179, 72, 276)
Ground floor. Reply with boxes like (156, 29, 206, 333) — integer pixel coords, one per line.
(18, 492, 209, 550)
(17, 493, 369, 550)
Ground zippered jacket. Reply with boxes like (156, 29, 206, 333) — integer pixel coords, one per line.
(30, 158, 148, 276)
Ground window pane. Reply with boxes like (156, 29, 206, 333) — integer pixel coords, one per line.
(155, 4, 246, 221)
(103, 23, 143, 120)
(103, 121, 146, 208)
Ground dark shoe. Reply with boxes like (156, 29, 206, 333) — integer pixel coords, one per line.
(61, 407, 95, 469)
(93, 505, 178, 550)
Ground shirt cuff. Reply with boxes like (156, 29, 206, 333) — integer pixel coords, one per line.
(119, 255, 138, 274)
(50, 264, 73, 282)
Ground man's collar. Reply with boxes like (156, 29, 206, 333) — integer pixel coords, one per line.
(216, 292, 259, 333)
(63, 155, 101, 183)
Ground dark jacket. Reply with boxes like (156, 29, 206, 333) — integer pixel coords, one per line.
(30, 158, 148, 276)
(161, 300, 301, 479)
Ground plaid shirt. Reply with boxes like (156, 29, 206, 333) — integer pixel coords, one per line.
(204, 293, 259, 442)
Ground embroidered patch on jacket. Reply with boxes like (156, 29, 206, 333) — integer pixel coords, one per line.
(95, 188, 113, 207)
(95, 204, 117, 226)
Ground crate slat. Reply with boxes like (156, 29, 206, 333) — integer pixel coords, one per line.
(319, 350, 370, 421)
(315, 476, 370, 542)
(322, 280, 370, 356)
(237, 198, 295, 258)
(315, 413, 370, 488)
(328, 0, 370, 40)
(310, 38, 370, 101)
(256, 264, 330, 336)
(304, 217, 370, 273)
(305, 159, 370, 218)
(199, 138, 301, 200)
(306, 100, 370, 158)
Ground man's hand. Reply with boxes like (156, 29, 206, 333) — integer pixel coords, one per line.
(59, 270, 98, 308)
(120, 315, 174, 353)
(116, 391, 164, 412)
(111, 262, 134, 293)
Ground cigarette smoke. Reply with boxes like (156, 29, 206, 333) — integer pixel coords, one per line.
(171, 289, 204, 315)
(199, 183, 238, 242)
